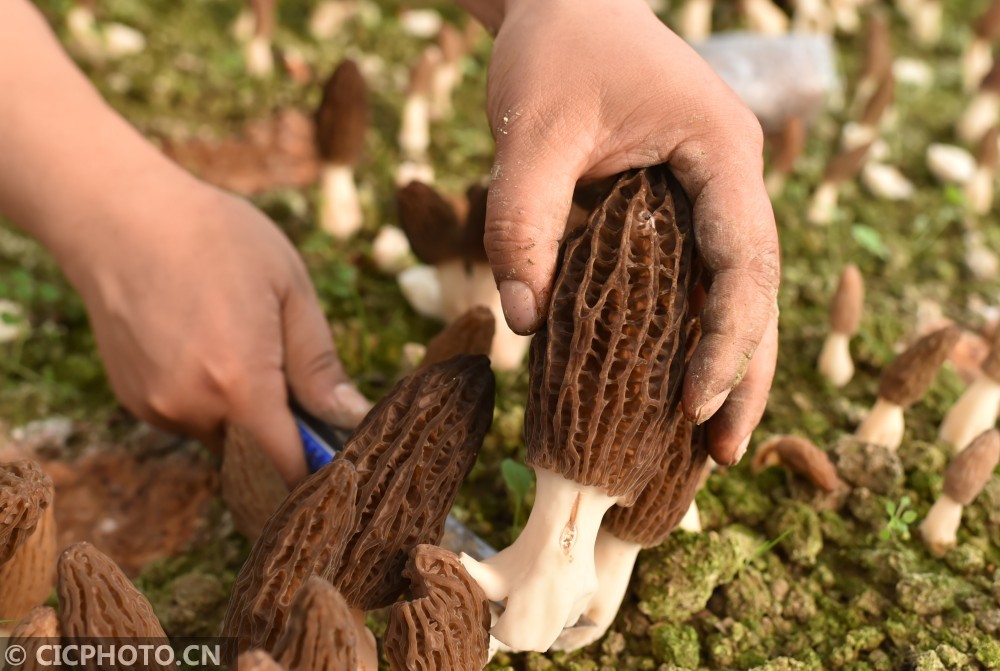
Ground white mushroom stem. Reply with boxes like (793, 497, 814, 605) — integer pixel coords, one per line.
(399, 93, 431, 159)
(549, 530, 642, 653)
(855, 396, 905, 451)
(245, 34, 274, 77)
(965, 164, 996, 215)
(394, 159, 435, 187)
(919, 493, 962, 556)
(319, 164, 362, 239)
(677, 0, 713, 41)
(909, 0, 941, 45)
(398, 265, 446, 320)
(350, 609, 378, 671)
(807, 181, 840, 225)
(308, 0, 358, 40)
(958, 92, 1000, 144)
(861, 163, 914, 201)
(792, 0, 834, 34)
(678, 499, 702, 532)
(939, 374, 1000, 451)
(742, 0, 789, 34)
(372, 226, 414, 276)
(431, 61, 462, 120)
(818, 331, 855, 388)
(460, 467, 618, 652)
(964, 38, 994, 93)
(830, 0, 863, 33)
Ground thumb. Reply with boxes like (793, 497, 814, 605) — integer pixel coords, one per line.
(281, 279, 373, 429)
(485, 134, 582, 335)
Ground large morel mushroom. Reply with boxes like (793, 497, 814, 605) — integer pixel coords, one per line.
(461, 164, 701, 652)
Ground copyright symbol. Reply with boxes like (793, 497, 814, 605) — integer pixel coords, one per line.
(4, 644, 25, 666)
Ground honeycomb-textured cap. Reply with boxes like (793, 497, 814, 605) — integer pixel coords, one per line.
(981, 326, 1000, 380)
(272, 577, 358, 671)
(236, 651, 286, 671)
(221, 459, 359, 654)
(525, 164, 699, 505)
(976, 126, 999, 169)
(221, 425, 289, 542)
(9, 605, 60, 638)
(314, 59, 369, 165)
(0, 460, 53, 565)
(943, 429, 1000, 505)
(385, 544, 490, 671)
(396, 181, 465, 264)
(334, 355, 494, 610)
(878, 325, 961, 407)
(772, 116, 806, 174)
(57, 542, 167, 640)
(417, 306, 495, 373)
(829, 264, 864, 336)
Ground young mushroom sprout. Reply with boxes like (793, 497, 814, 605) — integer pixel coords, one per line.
(850, 12, 891, 115)
(958, 59, 1000, 144)
(964, 0, 1000, 91)
(245, 0, 276, 77)
(0, 460, 57, 623)
(431, 23, 465, 120)
(385, 544, 491, 671)
(315, 59, 369, 239)
(271, 577, 359, 671)
(807, 142, 872, 225)
(223, 356, 494, 670)
(398, 50, 436, 166)
(965, 126, 999, 215)
(764, 116, 806, 198)
(460, 164, 700, 652)
(855, 325, 961, 451)
(818, 264, 864, 387)
(920, 429, 1000, 556)
(939, 327, 1000, 451)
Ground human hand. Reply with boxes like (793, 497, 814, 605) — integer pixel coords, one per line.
(475, 0, 780, 464)
(65, 175, 371, 485)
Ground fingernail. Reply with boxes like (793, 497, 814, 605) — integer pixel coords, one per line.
(731, 434, 752, 465)
(331, 383, 374, 428)
(499, 280, 539, 334)
(695, 389, 730, 425)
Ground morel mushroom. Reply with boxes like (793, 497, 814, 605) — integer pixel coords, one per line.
(396, 180, 530, 371)
(385, 544, 491, 671)
(807, 141, 873, 225)
(958, 59, 1000, 144)
(764, 116, 806, 198)
(0, 460, 56, 622)
(553, 413, 708, 652)
(8, 606, 61, 671)
(237, 650, 286, 671)
(908, 0, 941, 46)
(677, 0, 713, 41)
(57, 542, 167, 639)
(221, 425, 290, 542)
(850, 12, 891, 114)
(939, 328, 1000, 451)
(224, 357, 494, 668)
(245, 0, 276, 77)
(430, 23, 465, 120)
(920, 429, 1000, 556)
(855, 325, 961, 451)
(740, 0, 788, 35)
(461, 165, 699, 651)
(315, 59, 369, 239)
(926, 144, 976, 185)
(965, 126, 999, 215)
(818, 264, 864, 387)
(399, 49, 436, 161)
(271, 577, 358, 671)
(416, 305, 495, 373)
(752, 435, 843, 492)
(964, 0, 1000, 91)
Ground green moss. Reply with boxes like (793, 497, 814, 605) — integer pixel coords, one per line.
(976, 638, 1000, 669)
(896, 573, 970, 615)
(828, 627, 884, 668)
(766, 500, 823, 567)
(649, 624, 700, 669)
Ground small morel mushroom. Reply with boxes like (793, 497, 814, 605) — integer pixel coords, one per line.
(908, 0, 941, 45)
(964, 0, 1000, 91)
(676, 0, 713, 41)
(939, 328, 1000, 451)
(850, 12, 891, 114)
(224, 357, 494, 668)
(764, 116, 806, 197)
(791, 0, 834, 34)
(221, 425, 290, 542)
(807, 141, 872, 225)
(739, 0, 789, 35)
(8, 606, 61, 671)
(57, 542, 167, 639)
(553, 413, 708, 652)
(430, 23, 465, 120)
(920, 429, 1000, 556)
(385, 544, 491, 671)
(855, 325, 962, 451)
(271, 577, 358, 671)
(958, 59, 1000, 144)
(965, 126, 999, 215)
(315, 59, 369, 239)
(399, 49, 436, 161)
(842, 72, 894, 152)
(461, 165, 699, 651)
(245, 0, 276, 77)
(237, 650, 286, 671)
(751, 435, 843, 492)
(0, 460, 56, 622)
(818, 264, 864, 387)
(416, 305, 495, 373)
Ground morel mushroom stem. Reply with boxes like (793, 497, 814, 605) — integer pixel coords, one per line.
(399, 49, 435, 160)
(792, 0, 834, 34)
(740, 0, 788, 34)
(677, 0, 713, 41)
(818, 264, 864, 387)
(460, 467, 619, 651)
(319, 164, 362, 238)
(966, 127, 999, 215)
(939, 331, 1000, 450)
(920, 494, 964, 557)
(964, 38, 994, 93)
(245, 0, 276, 77)
(677, 500, 703, 532)
(958, 60, 1000, 144)
(909, 0, 941, 45)
(855, 396, 906, 451)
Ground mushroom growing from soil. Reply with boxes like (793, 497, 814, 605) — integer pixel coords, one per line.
(752, 435, 844, 492)
(855, 325, 961, 451)
(965, 126, 999, 215)
(315, 59, 369, 239)
(807, 141, 872, 225)
(431, 23, 465, 120)
(245, 0, 276, 77)
(384, 544, 491, 671)
(740, 0, 789, 34)
(920, 429, 1000, 556)
(7, 606, 61, 671)
(221, 425, 290, 542)
(57, 542, 167, 639)
(818, 264, 864, 387)
(271, 577, 359, 671)
(396, 181, 530, 371)
(416, 305, 495, 373)
(764, 116, 806, 198)
(677, 0, 713, 41)
(0, 460, 56, 622)
(958, 59, 1000, 144)
(223, 356, 494, 670)
(963, 0, 1000, 91)
(552, 412, 708, 652)
(460, 164, 700, 652)
(939, 328, 1000, 451)
(850, 12, 891, 115)
(399, 50, 436, 165)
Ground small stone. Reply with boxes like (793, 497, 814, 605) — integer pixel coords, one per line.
(943, 544, 986, 575)
(766, 500, 824, 566)
(897, 573, 968, 615)
(910, 651, 946, 671)
(975, 637, 1000, 669)
(832, 437, 905, 495)
(934, 644, 970, 670)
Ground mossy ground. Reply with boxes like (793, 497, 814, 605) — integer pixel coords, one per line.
(1, 1, 999, 670)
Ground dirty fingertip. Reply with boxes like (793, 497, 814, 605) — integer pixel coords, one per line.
(499, 279, 542, 334)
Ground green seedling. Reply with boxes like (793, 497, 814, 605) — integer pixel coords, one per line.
(881, 495, 918, 541)
(744, 528, 793, 568)
(500, 458, 534, 542)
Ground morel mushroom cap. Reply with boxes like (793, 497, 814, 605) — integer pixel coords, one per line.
(975, 0, 1000, 39)
(976, 126, 1000, 170)
(237, 651, 286, 671)
(221, 425, 290, 542)
(858, 12, 891, 89)
(0, 460, 57, 622)
(878, 325, 961, 407)
(982, 328, 1000, 380)
(8, 606, 61, 671)
(222, 459, 359, 654)
(942, 429, 1000, 506)
(315, 59, 368, 166)
(385, 544, 490, 671)
(57, 542, 166, 639)
(752, 435, 843, 493)
(396, 181, 487, 266)
(823, 141, 873, 184)
(830, 264, 864, 335)
(417, 305, 495, 373)
(525, 164, 699, 505)
(859, 73, 894, 129)
(334, 355, 494, 610)
(272, 577, 358, 671)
